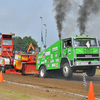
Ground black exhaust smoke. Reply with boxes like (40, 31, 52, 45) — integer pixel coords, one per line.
(77, 0, 100, 36)
(53, 0, 71, 40)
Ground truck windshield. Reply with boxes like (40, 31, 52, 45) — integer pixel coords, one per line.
(74, 38, 97, 47)
(3, 40, 12, 45)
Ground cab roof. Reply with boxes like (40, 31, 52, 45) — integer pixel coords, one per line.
(63, 36, 96, 40)
(72, 36, 96, 39)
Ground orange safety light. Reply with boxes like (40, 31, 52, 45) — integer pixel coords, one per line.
(12, 33, 15, 36)
(10, 32, 15, 36)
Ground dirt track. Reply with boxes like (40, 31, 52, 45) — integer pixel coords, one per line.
(0, 73, 100, 100)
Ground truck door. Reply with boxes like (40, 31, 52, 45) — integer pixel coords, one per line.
(63, 39, 73, 61)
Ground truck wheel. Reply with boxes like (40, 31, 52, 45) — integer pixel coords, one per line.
(39, 66, 48, 78)
(1, 67, 5, 73)
(62, 63, 73, 78)
(86, 66, 96, 77)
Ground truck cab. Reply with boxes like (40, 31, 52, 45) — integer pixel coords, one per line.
(0, 34, 14, 57)
(62, 36, 100, 77)
(0, 33, 15, 72)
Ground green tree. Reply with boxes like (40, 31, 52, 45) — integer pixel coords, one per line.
(13, 36, 23, 52)
(13, 36, 38, 53)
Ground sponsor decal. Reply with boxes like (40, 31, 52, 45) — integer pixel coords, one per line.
(18, 55, 21, 60)
(51, 54, 53, 59)
(52, 47, 58, 51)
(43, 51, 45, 57)
(46, 51, 50, 56)
(15, 55, 18, 59)
(0, 60, 3, 64)
(47, 64, 49, 67)
(2, 60, 3, 64)
(42, 58, 45, 60)
(94, 49, 98, 52)
(68, 50, 71, 54)
(45, 60, 47, 63)
(47, 58, 49, 61)
(52, 63, 55, 67)
(13, 60, 16, 65)
(0, 58, 4, 66)
(41, 62, 44, 64)
(51, 59, 54, 63)
(78, 49, 83, 52)
(37, 60, 40, 64)
(83, 48, 93, 53)
(38, 65, 40, 68)
(38, 56, 42, 59)
(56, 59, 59, 62)
(68, 49, 71, 52)
(56, 63, 58, 67)
(15, 54, 21, 60)
(55, 52, 57, 57)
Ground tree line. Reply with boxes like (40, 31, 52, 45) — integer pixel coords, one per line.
(13, 36, 38, 53)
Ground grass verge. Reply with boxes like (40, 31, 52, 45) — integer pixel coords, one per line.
(0, 89, 32, 100)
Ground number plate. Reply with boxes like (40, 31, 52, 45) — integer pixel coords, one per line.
(85, 55, 92, 57)
(91, 62, 97, 64)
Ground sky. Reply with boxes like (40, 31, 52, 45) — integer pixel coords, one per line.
(0, 0, 100, 49)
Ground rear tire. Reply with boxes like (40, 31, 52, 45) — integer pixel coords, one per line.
(62, 63, 73, 78)
(39, 66, 48, 78)
(86, 66, 96, 77)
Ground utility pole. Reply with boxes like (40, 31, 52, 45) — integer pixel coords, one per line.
(40, 17, 43, 52)
(43, 24, 47, 49)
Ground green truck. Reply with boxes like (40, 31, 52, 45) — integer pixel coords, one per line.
(36, 36, 100, 78)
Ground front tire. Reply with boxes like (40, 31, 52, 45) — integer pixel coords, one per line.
(86, 66, 96, 77)
(39, 66, 48, 78)
(62, 63, 73, 78)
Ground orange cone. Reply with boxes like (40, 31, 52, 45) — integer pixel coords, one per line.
(88, 81, 95, 100)
(0, 71, 3, 82)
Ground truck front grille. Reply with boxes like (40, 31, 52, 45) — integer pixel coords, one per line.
(77, 54, 99, 57)
(76, 54, 99, 60)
